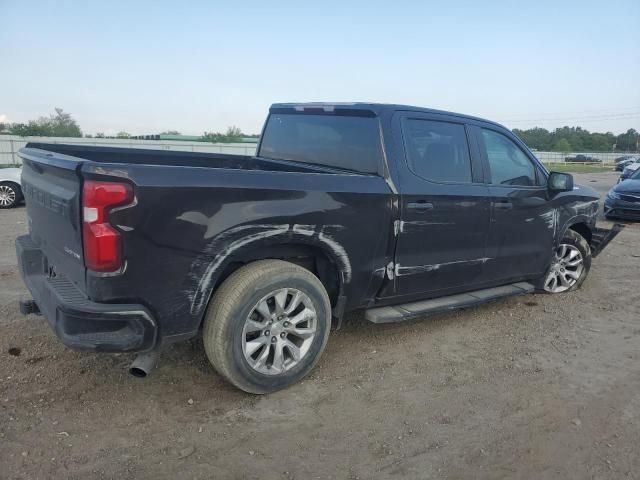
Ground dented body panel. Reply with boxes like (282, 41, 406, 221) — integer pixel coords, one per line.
(15, 103, 612, 352)
(84, 163, 393, 341)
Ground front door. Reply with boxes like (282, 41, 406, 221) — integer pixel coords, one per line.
(473, 126, 554, 282)
(392, 115, 491, 298)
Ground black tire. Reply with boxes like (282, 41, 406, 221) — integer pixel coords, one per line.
(202, 259, 331, 394)
(0, 181, 22, 209)
(537, 229, 591, 293)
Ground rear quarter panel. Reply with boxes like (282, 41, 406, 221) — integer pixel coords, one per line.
(82, 162, 393, 340)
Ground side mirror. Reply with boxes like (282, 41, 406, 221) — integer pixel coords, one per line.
(548, 171, 574, 192)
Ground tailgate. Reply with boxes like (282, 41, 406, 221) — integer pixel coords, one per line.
(19, 147, 86, 290)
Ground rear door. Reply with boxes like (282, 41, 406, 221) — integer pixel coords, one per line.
(472, 125, 553, 282)
(20, 148, 86, 290)
(391, 113, 491, 298)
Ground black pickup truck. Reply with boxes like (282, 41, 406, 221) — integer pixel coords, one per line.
(16, 103, 622, 393)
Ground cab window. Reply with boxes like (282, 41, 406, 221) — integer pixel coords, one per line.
(402, 119, 473, 183)
(480, 129, 538, 186)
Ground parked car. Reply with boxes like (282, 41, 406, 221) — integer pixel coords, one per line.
(615, 155, 636, 164)
(15, 103, 622, 393)
(0, 167, 23, 208)
(605, 167, 640, 220)
(619, 162, 640, 181)
(615, 157, 639, 172)
(564, 154, 600, 162)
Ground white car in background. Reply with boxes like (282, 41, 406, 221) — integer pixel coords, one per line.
(0, 167, 22, 208)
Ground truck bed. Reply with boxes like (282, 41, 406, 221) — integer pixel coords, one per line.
(18, 142, 393, 347)
(24, 143, 358, 174)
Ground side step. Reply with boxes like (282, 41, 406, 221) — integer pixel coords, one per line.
(365, 282, 534, 324)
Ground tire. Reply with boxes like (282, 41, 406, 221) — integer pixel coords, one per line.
(538, 229, 591, 294)
(202, 259, 332, 394)
(0, 181, 22, 209)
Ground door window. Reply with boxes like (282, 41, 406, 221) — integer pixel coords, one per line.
(403, 119, 473, 183)
(480, 129, 538, 186)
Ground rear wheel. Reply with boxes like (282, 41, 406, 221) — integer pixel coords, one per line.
(202, 259, 331, 394)
(0, 182, 21, 209)
(540, 229, 591, 293)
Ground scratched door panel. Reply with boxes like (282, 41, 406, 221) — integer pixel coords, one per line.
(391, 115, 491, 297)
(485, 185, 553, 281)
(475, 127, 554, 282)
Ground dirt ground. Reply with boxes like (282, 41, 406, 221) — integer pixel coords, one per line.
(1, 172, 638, 480)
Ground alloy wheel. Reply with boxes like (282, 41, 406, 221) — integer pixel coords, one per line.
(241, 288, 317, 375)
(0, 185, 17, 207)
(543, 243, 584, 293)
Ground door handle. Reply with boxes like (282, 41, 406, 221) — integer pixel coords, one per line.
(493, 201, 513, 210)
(407, 201, 434, 211)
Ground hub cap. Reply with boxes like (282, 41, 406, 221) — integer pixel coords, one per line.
(544, 243, 584, 293)
(0, 185, 16, 207)
(242, 288, 317, 375)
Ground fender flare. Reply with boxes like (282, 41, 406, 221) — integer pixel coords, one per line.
(188, 223, 352, 319)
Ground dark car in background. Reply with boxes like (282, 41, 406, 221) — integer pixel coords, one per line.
(615, 157, 639, 172)
(564, 154, 600, 162)
(606, 167, 640, 220)
(615, 155, 637, 164)
(619, 162, 640, 182)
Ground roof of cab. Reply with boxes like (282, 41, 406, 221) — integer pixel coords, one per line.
(269, 102, 506, 130)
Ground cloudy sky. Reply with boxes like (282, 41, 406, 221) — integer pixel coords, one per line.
(1, 0, 639, 135)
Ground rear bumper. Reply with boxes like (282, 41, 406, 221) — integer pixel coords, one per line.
(16, 235, 157, 352)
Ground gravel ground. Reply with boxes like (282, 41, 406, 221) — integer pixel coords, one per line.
(1, 172, 638, 479)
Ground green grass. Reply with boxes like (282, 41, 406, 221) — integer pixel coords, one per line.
(543, 162, 613, 174)
(0, 164, 19, 169)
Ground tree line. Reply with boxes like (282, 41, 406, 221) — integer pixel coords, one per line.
(1, 108, 83, 137)
(1, 108, 637, 152)
(513, 126, 639, 153)
(0, 109, 257, 143)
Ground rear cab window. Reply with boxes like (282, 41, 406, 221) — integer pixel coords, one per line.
(258, 113, 382, 174)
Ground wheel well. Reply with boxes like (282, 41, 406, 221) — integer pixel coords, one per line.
(568, 222, 592, 244)
(0, 180, 21, 190)
(212, 243, 342, 308)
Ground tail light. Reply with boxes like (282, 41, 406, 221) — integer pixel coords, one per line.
(82, 180, 133, 272)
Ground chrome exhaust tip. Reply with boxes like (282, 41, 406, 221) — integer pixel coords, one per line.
(129, 351, 159, 378)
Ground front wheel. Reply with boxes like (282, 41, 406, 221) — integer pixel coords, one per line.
(202, 259, 332, 394)
(540, 229, 591, 293)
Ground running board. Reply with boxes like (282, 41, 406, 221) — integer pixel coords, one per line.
(365, 282, 534, 324)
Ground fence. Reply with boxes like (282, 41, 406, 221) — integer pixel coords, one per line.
(0, 135, 257, 166)
(532, 151, 625, 165)
(0, 135, 632, 167)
